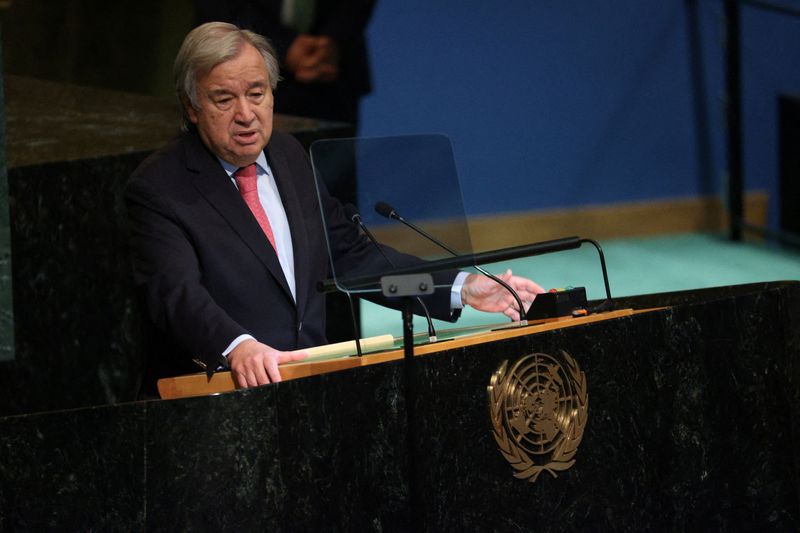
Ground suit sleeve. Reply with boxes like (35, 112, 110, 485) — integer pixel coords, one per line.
(125, 176, 247, 369)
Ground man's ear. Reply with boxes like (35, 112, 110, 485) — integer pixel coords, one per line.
(181, 95, 198, 124)
(183, 98, 199, 124)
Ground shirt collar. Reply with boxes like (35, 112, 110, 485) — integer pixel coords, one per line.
(218, 151, 269, 178)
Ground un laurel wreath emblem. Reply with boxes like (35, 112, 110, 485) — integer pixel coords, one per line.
(487, 351, 588, 483)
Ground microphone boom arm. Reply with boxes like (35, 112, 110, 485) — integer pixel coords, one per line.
(318, 237, 583, 294)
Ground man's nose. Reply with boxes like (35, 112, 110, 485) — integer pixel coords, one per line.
(233, 97, 255, 122)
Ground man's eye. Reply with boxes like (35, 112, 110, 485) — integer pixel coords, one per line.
(216, 97, 232, 106)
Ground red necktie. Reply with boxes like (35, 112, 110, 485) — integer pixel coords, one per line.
(234, 164, 277, 251)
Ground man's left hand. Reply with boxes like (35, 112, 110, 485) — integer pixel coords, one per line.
(461, 269, 545, 321)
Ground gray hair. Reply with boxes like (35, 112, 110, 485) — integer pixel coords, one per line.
(174, 22, 280, 129)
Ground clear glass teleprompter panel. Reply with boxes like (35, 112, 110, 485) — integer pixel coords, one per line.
(310, 134, 474, 295)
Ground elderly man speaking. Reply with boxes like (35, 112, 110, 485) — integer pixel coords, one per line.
(125, 22, 543, 394)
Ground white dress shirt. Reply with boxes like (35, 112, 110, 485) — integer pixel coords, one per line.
(218, 153, 296, 355)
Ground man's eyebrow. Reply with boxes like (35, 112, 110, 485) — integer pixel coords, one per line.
(207, 88, 233, 98)
(206, 81, 267, 98)
(247, 81, 267, 90)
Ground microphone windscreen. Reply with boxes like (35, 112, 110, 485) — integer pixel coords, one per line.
(343, 203, 360, 223)
(374, 201, 395, 219)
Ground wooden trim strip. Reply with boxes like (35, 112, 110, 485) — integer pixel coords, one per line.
(157, 309, 640, 400)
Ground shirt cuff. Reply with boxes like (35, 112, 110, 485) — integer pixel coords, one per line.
(222, 334, 256, 357)
(450, 271, 470, 309)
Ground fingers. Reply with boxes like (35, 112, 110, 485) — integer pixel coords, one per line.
(504, 285, 524, 319)
(235, 369, 252, 389)
(503, 306, 521, 322)
(252, 363, 270, 387)
(502, 268, 545, 294)
(265, 351, 308, 382)
(513, 277, 545, 295)
(232, 361, 269, 389)
(265, 356, 282, 384)
(315, 63, 339, 81)
(286, 36, 327, 76)
(280, 351, 309, 364)
(286, 35, 339, 83)
(294, 68, 321, 82)
(504, 270, 546, 309)
(490, 269, 544, 318)
(235, 356, 278, 387)
(229, 340, 303, 389)
(295, 65, 339, 83)
(463, 268, 546, 320)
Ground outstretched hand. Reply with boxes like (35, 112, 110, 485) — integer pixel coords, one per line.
(461, 269, 545, 321)
(227, 339, 308, 388)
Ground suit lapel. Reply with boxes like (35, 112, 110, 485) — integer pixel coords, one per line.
(184, 131, 294, 303)
(266, 140, 311, 322)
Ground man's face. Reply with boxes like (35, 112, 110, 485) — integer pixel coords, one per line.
(187, 43, 274, 167)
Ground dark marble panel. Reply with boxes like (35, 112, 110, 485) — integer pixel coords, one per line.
(0, 402, 145, 531)
(1, 153, 148, 416)
(0, 283, 798, 531)
(781, 284, 800, 512)
(602, 280, 790, 310)
(0, 31, 13, 362)
(144, 360, 410, 532)
(409, 283, 800, 530)
(408, 320, 660, 530)
(143, 391, 285, 531)
(271, 362, 410, 532)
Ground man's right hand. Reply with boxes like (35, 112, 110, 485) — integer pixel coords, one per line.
(227, 339, 307, 388)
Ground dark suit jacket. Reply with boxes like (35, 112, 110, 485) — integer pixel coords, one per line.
(126, 130, 456, 389)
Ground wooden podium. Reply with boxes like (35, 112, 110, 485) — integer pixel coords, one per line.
(0, 281, 798, 531)
(157, 308, 636, 400)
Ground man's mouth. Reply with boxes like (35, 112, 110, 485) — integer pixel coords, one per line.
(234, 131, 259, 144)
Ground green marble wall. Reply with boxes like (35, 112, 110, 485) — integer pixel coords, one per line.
(0, 26, 13, 362)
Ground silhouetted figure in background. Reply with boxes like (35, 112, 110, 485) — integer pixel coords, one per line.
(194, 0, 375, 127)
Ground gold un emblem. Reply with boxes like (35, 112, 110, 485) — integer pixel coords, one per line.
(488, 351, 588, 483)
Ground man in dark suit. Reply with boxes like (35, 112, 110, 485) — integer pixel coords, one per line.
(126, 22, 543, 392)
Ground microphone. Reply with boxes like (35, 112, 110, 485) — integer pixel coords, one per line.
(344, 204, 438, 342)
(373, 201, 529, 325)
(374, 201, 399, 221)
